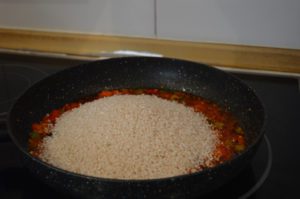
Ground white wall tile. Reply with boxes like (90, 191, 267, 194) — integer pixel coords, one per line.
(156, 0, 300, 49)
(0, 0, 155, 37)
(1, 0, 299, 49)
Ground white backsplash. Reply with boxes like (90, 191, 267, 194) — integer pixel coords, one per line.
(0, 0, 299, 49)
(156, 0, 300, 49)
(0, 0, 156, 37)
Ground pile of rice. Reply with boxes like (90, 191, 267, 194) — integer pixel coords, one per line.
(41, 94, 218, 179)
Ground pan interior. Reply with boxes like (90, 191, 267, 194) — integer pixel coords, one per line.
(8, 57, 265, 155)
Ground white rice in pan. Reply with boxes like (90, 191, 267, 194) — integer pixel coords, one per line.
(40, 94, 218, 179)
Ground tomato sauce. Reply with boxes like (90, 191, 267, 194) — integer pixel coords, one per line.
(29, 89, 246, 170)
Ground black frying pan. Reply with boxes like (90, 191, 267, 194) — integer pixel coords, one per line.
(7, 57, 266, 198)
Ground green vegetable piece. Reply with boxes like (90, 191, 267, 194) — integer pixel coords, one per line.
(30, 131, 40, 139)
(235, 144, 245, 152)
(235, 127, 244, 134)
(214, 122, 224, 129)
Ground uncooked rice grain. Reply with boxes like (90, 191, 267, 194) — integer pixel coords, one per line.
(40, 94, 218, 179)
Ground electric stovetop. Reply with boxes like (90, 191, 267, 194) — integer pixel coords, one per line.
(0, 53, 299, 199)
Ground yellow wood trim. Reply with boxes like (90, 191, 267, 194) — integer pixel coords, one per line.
(0, 28, 299, 73)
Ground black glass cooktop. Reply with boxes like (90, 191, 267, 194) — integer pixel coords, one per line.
(0, 53, 299, 199)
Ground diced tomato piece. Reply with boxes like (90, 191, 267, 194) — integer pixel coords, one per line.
(145, 89, 159, 95)
(42, 115, 51, 123)
(237, 135, 245, 145)
(63, 102, 80, 111)
(98, 91, 114, 97)
(32, 121, 51, 135)
(32, 123, 43, 134)
(193, 103, 206, 112)
(120, 89, 130, 94)
(112, 90, 121, 95)
(214, 145, 232, 161)
(69, 103, 80, 110)
(48, 109, 61, 123)
(159, 92, 172, 99)
(231, 134, 245, 145)
(28, 139, 40, 149)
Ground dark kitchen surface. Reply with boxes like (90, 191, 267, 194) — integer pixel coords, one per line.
(0, 52, 299, 199)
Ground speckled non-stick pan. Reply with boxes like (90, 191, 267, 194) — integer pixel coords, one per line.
(7, 57, 266, 198)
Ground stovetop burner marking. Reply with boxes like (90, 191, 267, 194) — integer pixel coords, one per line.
(239, 135, 272, 199)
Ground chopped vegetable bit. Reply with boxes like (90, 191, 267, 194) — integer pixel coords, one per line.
(145, 89, 158, 94)
(98, 91, 114, 97)
(214, 122, 224, 130)
(235, 127, 244, 134)
(30, 131, 40, 139)
(235, 144, 245, 152)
